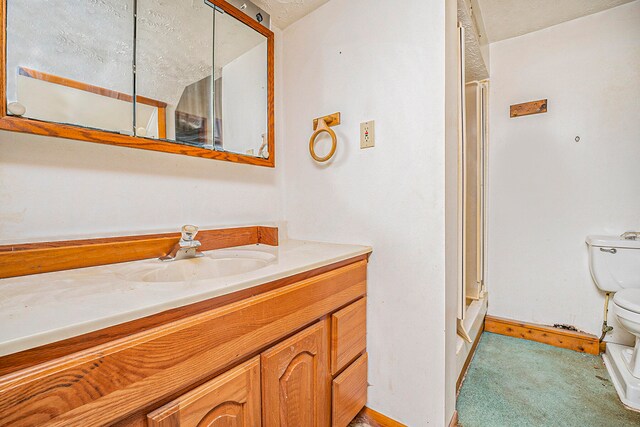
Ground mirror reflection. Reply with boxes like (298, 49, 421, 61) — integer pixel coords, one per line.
(213, 8, 268, 157)
(6, 0, 135, 135)
(136, 0, 214, 146)
(5, 0, 270, 159)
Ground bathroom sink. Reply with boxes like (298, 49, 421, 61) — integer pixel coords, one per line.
(128, 250, 276, 283)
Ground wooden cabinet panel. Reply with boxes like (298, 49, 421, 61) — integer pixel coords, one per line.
(147, 357, 261, 427)
(331, 298, 366, 374)
(332, 353, 368, 427)
(0, 260, 366, 427)
(262, 320, 330, 427)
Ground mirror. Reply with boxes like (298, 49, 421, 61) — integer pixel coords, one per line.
(1, 0, 274, 166)
(213, 9, 269, 158)
(136, 0, 213, 146)
(5, 0, 136, 135)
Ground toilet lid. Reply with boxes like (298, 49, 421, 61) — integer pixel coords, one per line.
(614, 289, 640, 313)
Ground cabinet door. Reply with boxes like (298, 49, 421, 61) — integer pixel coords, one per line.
(261, 320, 330, 427)
(147, 357, 261, 427)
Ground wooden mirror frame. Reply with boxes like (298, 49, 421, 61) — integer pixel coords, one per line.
(0, 0, 275, 167)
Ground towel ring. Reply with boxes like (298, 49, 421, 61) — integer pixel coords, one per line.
(309, 118, 337, 162)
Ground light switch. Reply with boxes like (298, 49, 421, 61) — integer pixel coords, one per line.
(360, 120, 375, 149)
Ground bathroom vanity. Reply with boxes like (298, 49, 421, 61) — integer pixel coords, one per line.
(0, 238, 371, 427)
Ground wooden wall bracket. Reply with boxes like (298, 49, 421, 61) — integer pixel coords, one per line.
(313, 112, 341, 130)
(510, 99, 547, 118)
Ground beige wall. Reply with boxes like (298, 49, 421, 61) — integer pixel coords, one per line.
(487, 1, 640, 343)
(0, 3, 459, 424)
(280, 0, 454, 424)
(0, 28, 286, 244)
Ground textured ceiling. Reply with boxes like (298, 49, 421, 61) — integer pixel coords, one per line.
(477, 0, 635, 42)
(6, 0, 265, 106)
(459, 0, 489, 82)
(252, 0, 329, 29)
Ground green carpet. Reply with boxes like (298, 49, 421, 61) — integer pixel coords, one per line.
(457, 332, 640, 427)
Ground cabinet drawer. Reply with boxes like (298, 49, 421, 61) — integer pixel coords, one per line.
(332, 353, 368, 427)
(147, 357, 261, 427)
(331, 297, 366, 374)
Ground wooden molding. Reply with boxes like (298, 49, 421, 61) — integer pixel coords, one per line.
(357, 407, 407, 427)
(456, 320, 484, 392)
(449, 410, 459, 427)
(0, 0, 275, 167)
(17, 66, 170, 141)
(18, 67, 168, 108)
(0, 225, 278, 279)
(510, 99, 547, 118)
(157, 107, 167, 139)
(485, 315, 600, 355)
(257, 225, 278, 245)
(0, 115, 277, 166)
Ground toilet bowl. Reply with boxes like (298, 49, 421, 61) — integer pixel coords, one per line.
(587, 235, 640, 410)
(612, 292, 640, 377)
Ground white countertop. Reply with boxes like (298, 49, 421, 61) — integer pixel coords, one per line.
(0, 239, 371, 357)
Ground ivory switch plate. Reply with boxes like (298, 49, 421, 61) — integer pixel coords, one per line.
(360, 120, 375, 149)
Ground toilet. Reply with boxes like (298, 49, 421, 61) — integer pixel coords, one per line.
(587, 235, 640, 410)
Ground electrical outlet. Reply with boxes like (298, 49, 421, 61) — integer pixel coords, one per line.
(360, 120, 375, 149)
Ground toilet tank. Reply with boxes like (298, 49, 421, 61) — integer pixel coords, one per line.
(587, 235, 640, 292)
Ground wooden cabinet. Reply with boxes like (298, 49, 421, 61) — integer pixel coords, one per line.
(147, 357, 261, 427)
(0, 258, 369, 427)
(262, 320, 330, 427)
